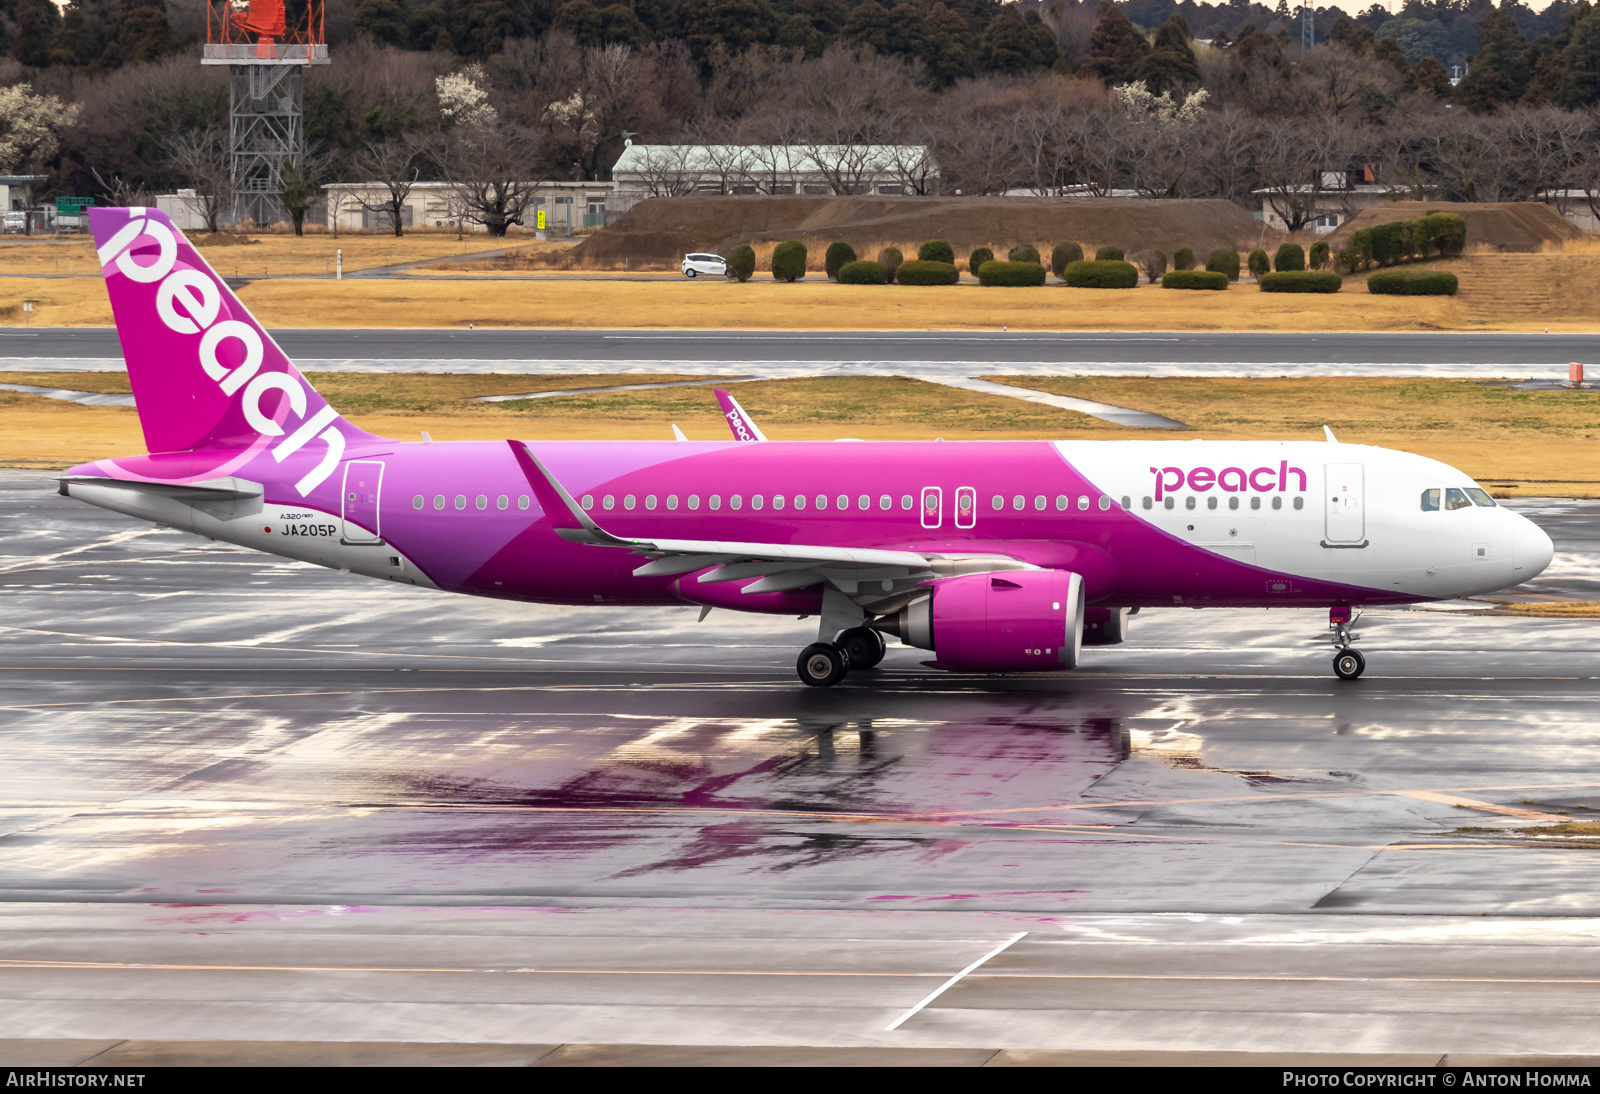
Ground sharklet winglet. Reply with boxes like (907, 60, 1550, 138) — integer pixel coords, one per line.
(506, 440, 641, 548)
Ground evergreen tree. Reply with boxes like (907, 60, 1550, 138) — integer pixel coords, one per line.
(11, 0, 62, 67)
(1140, 14, 1200, 93)
(101, 0, 172, 67)
(1457, 6, 1531, 110)
(1411, 55, 1453, 96)
(1085, 2, 1150, 84)
(884, 1, 925, 57)
(776, 12, 827, 55)
(354, 0, 409, 46)
(1556, 6, 1600, 108)
(920, 1, 970, 87)
(976, 4, 1054, 75)
(841, 0, 891, 51)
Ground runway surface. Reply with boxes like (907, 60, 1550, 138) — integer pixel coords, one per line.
(3, 328, 1597, 377)
(4, 470, 1600, 1057)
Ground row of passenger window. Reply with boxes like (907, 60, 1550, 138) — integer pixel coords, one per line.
(1421, 487, 1496, 511)
(413, 494, 532, 511)
(1132, 494, 1304, 512)
(573, 492, 1121, 513)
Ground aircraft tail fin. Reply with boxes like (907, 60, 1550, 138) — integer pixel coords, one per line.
(89, 207, 381, 489)
(714, 388, 768, 442)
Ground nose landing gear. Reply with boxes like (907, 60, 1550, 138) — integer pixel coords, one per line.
(1330, 605, 1365, 680)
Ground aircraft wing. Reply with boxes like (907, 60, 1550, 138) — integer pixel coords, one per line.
(507, 440, 949, 596)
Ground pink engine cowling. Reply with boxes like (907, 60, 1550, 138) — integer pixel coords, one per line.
(886, 570, 1085, 672)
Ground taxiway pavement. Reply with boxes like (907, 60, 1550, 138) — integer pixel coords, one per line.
(2, 473, 1600, 1058)
(3, 328, 1598, 377)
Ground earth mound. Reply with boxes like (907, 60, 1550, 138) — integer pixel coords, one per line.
(1326, 201, 1585, 253)
(556, 196, 1261, 269)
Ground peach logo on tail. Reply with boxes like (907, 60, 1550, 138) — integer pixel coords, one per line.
(98, 212, 344, 497)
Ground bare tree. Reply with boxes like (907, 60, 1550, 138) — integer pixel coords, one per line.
(1255, 116, 1356, 231)
(1193, 107, 1263, 205)
(353, 135, 428, 237)
(163, 125, 234, 233)
(627, 143, 699, 198)
(1503, 106, 1590, 206)
(443, 124, 543, 237)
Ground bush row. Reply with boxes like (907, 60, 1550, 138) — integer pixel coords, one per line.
(752, 239, 1453, 298)
(1367, 270, 1460, 295)
(1337, 212, 1467, 273)
(1259, 271, 1344, 293)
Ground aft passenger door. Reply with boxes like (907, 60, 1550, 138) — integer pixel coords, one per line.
(341, 460, 384, 543)
(1324, 462, 1365, 545)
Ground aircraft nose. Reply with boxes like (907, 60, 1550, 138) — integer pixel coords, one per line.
(1512, 514, 1554, 582)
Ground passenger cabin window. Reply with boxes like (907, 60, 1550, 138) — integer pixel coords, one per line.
(518, 496, 530, 510)
(1272, 496, 1282, 510)
(1141, 497, 1151, 510)
(1465, 487, 1497, 507)
(667, 494, 679, 510)
(1444, 487, 1472, 511)
(1250, 497, 1261, 510)
(582, 494, 595, 510)
(900, 495, 913, 511)
(1012, 495, 1025, 511)
(1293, 496, 1304, 510)
(992, 494, 1005, 510)
(476, 495, 488, 510)
(412, 495, 423, 509)
(497, 495, 508, 510)
(433, 495, 445, 510)
(710, 495, 722, 511)
(772, 495, 785, 511)
(1229, 497, 1239, 510)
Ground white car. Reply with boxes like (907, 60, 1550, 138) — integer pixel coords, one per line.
(681, 252, 728, 278)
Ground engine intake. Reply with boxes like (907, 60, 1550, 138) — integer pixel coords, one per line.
(877, 570, 1085, 672)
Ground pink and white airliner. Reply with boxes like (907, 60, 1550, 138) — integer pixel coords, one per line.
(61, 208, 1554, 685)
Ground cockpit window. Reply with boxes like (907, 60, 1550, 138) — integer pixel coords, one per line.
(1444, 487, 1473, 511)
(1465, 487, 1497, 507)
(1421, 488, 1440, 511)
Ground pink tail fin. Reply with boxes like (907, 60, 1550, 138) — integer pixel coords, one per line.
(90, 207, 381, 486)
(714, 388, 768, 442)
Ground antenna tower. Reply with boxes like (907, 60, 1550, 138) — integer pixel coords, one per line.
(1301, 3, 1315, 53)
(203, 1, 329, 228)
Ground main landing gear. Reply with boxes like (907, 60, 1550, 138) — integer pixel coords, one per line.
(1330, 605, 1366, 681)
(796, 627, 886, 688)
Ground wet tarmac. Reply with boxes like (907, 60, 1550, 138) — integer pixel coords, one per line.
(4, 472, 1600, 1057)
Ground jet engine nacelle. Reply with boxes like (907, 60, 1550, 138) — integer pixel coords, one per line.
(883, 570, 1085, 672)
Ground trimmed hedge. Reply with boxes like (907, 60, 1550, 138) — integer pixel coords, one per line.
(1367, 270, 1459, 295)
(824, 241, 857, 280)
(1095, 245, 1124, 261)
(1173, 246, 1195, 271)
(968, 247, 994, 276)
(725, 244, 755, 283)
(1338, 212, 1468, 272)
(1008, 243, 1041, 264)
(978, 259, 1047, 286)
(896, 259, 960, 286)
(1259, 270, 1343, 293)
(1274, 243, 1305, 272)
(918, 239, 955, 264)
(1161, 269, 1229, 290)
(1051, 241, 1083, 278)
(1064, 259, 1138, 289)
(1205, 247, 1240, 280)
(1247, 248, 1270, 279)
(1309, 241, 1330, 270)
(838, 259, 887, 285)
(877, 246, 903, 282)
(771, 240, 806, 282)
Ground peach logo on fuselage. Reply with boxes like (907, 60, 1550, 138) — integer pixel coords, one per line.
(1150, 463, 1307, 501)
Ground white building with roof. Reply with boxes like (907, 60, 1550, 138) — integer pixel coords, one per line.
(610, 142, 939, 213)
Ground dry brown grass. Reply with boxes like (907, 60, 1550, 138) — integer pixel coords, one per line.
(1494, 601, 1600, 617)
(7, 247, 1600, 330)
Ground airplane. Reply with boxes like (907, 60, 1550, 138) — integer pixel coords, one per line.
(58, 207, 1554, 687)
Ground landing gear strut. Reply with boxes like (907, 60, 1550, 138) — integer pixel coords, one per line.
(1329, 605, 1365, 680)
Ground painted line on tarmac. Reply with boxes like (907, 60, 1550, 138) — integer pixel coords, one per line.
(885, 932, 1028, 1031)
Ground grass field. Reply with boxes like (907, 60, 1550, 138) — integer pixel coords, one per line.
(5, 373, 1595, 498)
(5, 248, 1598, 330)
